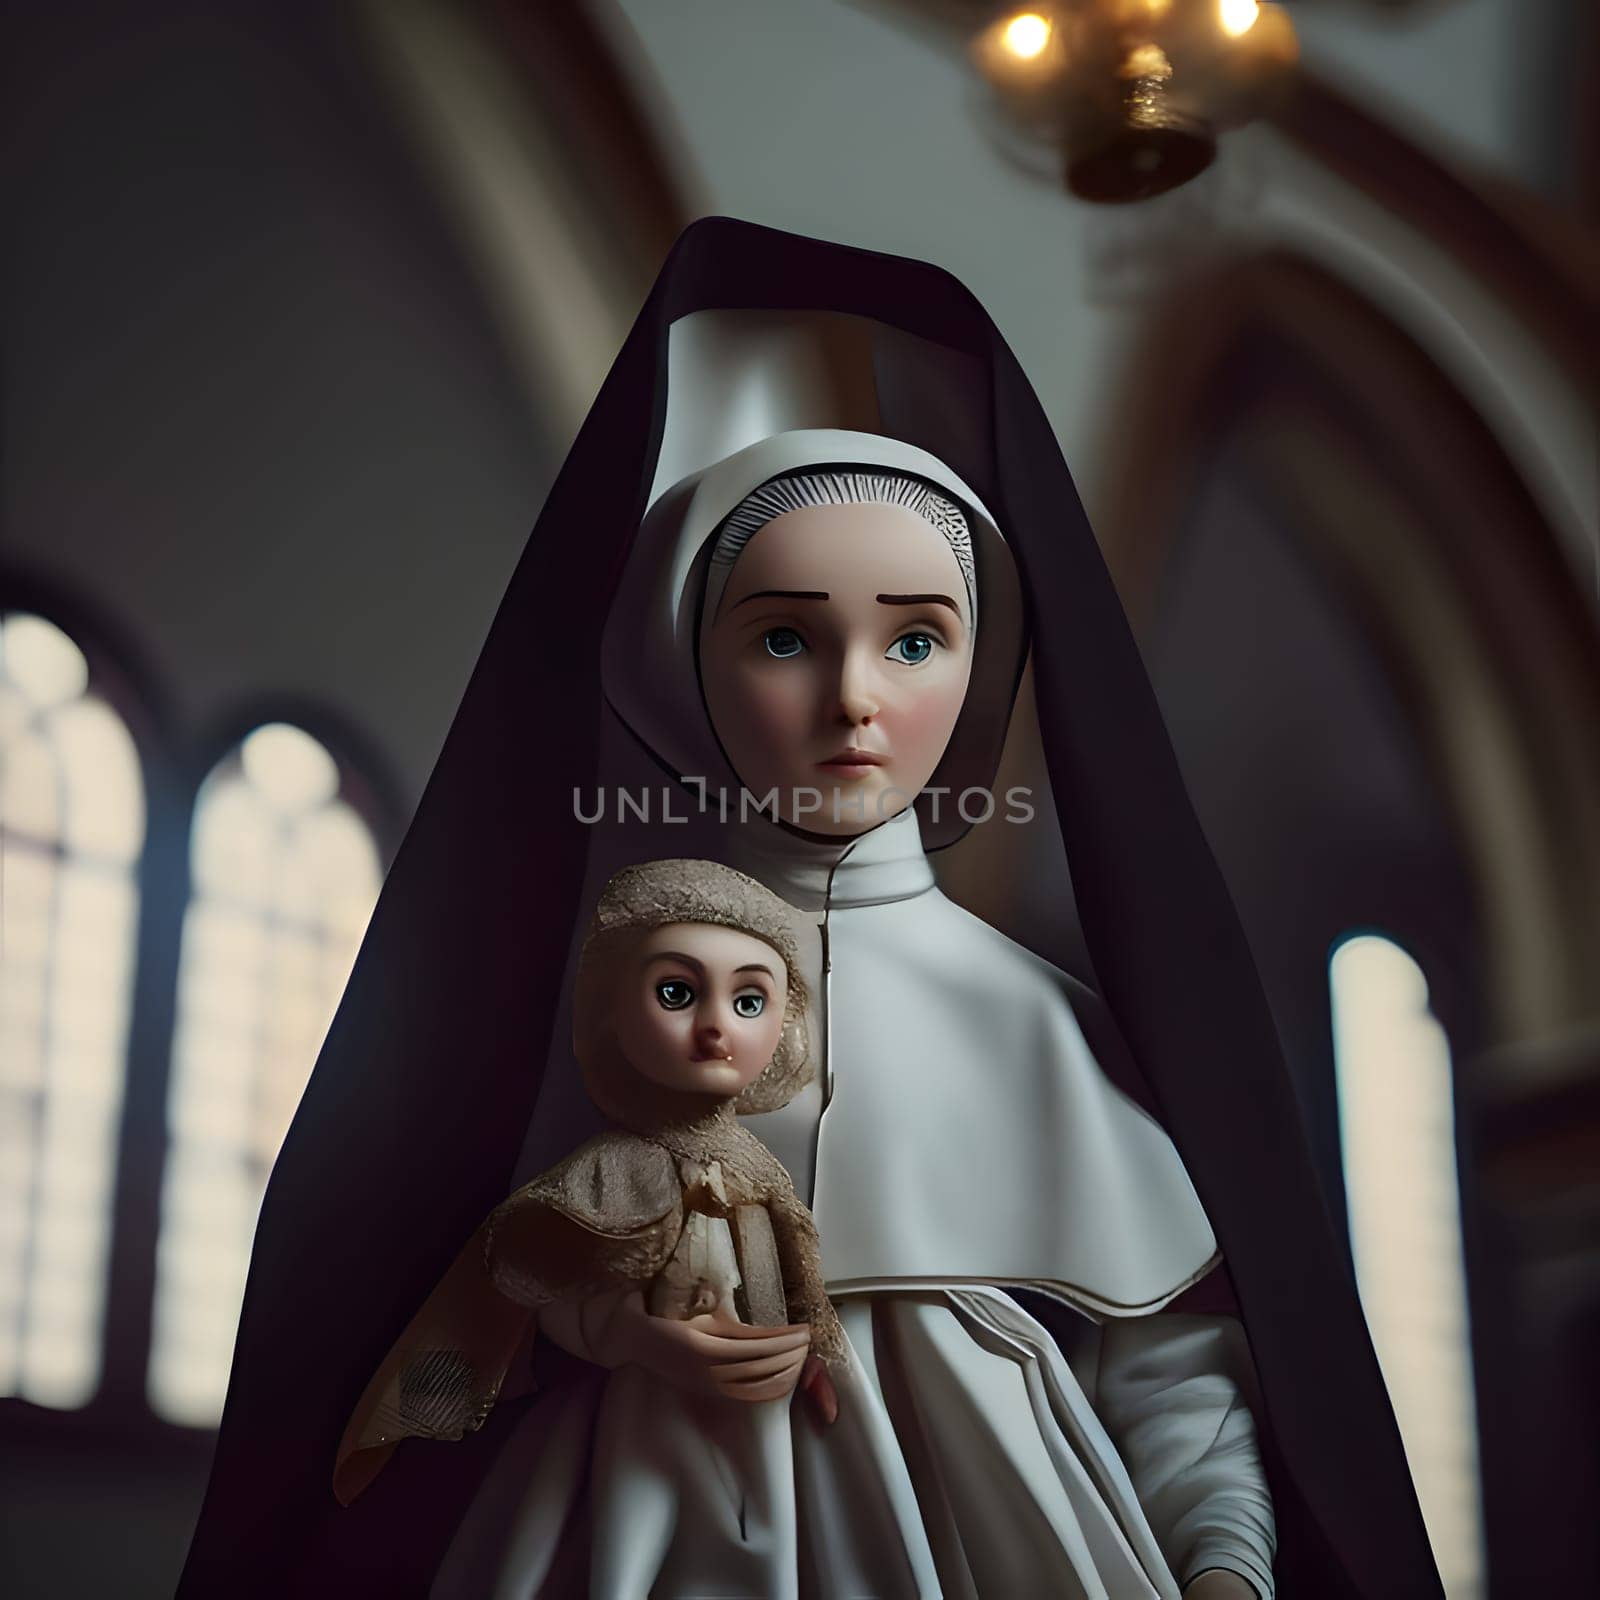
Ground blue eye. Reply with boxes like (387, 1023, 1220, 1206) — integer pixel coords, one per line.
(733, 992, 766, 1019)
(656, 979, 694, 1010)
(763, 628, 804, 659)
(888, 632, 935, 665)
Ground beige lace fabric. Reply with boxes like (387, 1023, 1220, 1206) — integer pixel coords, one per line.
(483, 1125, 845, 1365)
(331, 1216, 535, 1506)
(333, 859, 843, 1505)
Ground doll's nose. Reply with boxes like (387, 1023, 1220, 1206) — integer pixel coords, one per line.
(694, 1020, 732, 1060)
(833, 651, 880, 724)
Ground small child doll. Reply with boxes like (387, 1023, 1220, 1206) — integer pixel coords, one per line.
(334, 857, 844, 1506)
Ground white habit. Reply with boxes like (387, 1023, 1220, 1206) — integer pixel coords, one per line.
(432, 805, 1276, 1599)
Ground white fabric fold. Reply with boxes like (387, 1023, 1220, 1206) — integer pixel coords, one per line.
(739, 805, 1219, 1316)
(431, 1292, 1276, 1598)
(1085, 1314, 1278, 1598)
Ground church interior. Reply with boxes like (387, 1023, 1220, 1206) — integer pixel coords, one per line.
(2, 2, 1596, 1594)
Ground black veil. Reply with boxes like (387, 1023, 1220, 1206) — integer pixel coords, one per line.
(179, 217, 1440, 1597)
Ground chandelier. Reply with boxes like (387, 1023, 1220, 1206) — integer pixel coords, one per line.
(932, 2, 1300, 201)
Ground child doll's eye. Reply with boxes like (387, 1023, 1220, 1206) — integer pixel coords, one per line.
(732, 991, 766, 1019)
(656, 979, 694, 1010)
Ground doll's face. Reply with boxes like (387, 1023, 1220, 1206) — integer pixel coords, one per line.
(699, 503, 975, 835)
(613, 922, 789, 1098)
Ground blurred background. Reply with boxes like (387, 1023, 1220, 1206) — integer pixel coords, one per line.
(1, 2, 1595, 1595)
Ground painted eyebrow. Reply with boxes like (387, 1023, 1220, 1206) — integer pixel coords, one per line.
(648, 950, 704, 974)
(877, 592, 962, 616)
(725, 588, 830, 614)
(647, 951, 776, 982)
(722, 588, 962, 619)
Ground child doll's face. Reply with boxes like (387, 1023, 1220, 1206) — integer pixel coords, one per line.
(614, 922, 790, 1098)
(699, 503, 975, 835)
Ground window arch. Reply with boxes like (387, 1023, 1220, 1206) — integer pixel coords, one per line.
(0, 611, 146, 1407)
(147, 722, 381, 1426)
(1330, 930, 1485, 1598)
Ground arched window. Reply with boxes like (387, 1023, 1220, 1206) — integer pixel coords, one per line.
(147, 722, 381, 1426)
(0, 611, 146, 1407)
(1330, 931, 1485, 1598)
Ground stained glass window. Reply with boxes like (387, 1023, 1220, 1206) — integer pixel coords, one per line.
(1331, 932, 1485, 1598)
(0, 612, 145, 1408)
(147, 722, 380, 1426)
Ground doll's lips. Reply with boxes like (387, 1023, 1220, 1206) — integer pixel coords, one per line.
(817, 747, 885, 769)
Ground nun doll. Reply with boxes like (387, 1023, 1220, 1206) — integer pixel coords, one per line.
(180, 219, 1441, 1599)
(437, 427, 1273, 1600)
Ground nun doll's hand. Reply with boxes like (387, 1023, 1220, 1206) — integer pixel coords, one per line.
(572, 1287, 813, 1402)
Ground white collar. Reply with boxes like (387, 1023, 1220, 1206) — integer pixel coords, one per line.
(725, 805, 935, 913)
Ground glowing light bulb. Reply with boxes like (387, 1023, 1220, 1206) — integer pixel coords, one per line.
(1002, 12, 1052, 60)
(1219, 0, 1260, 36)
